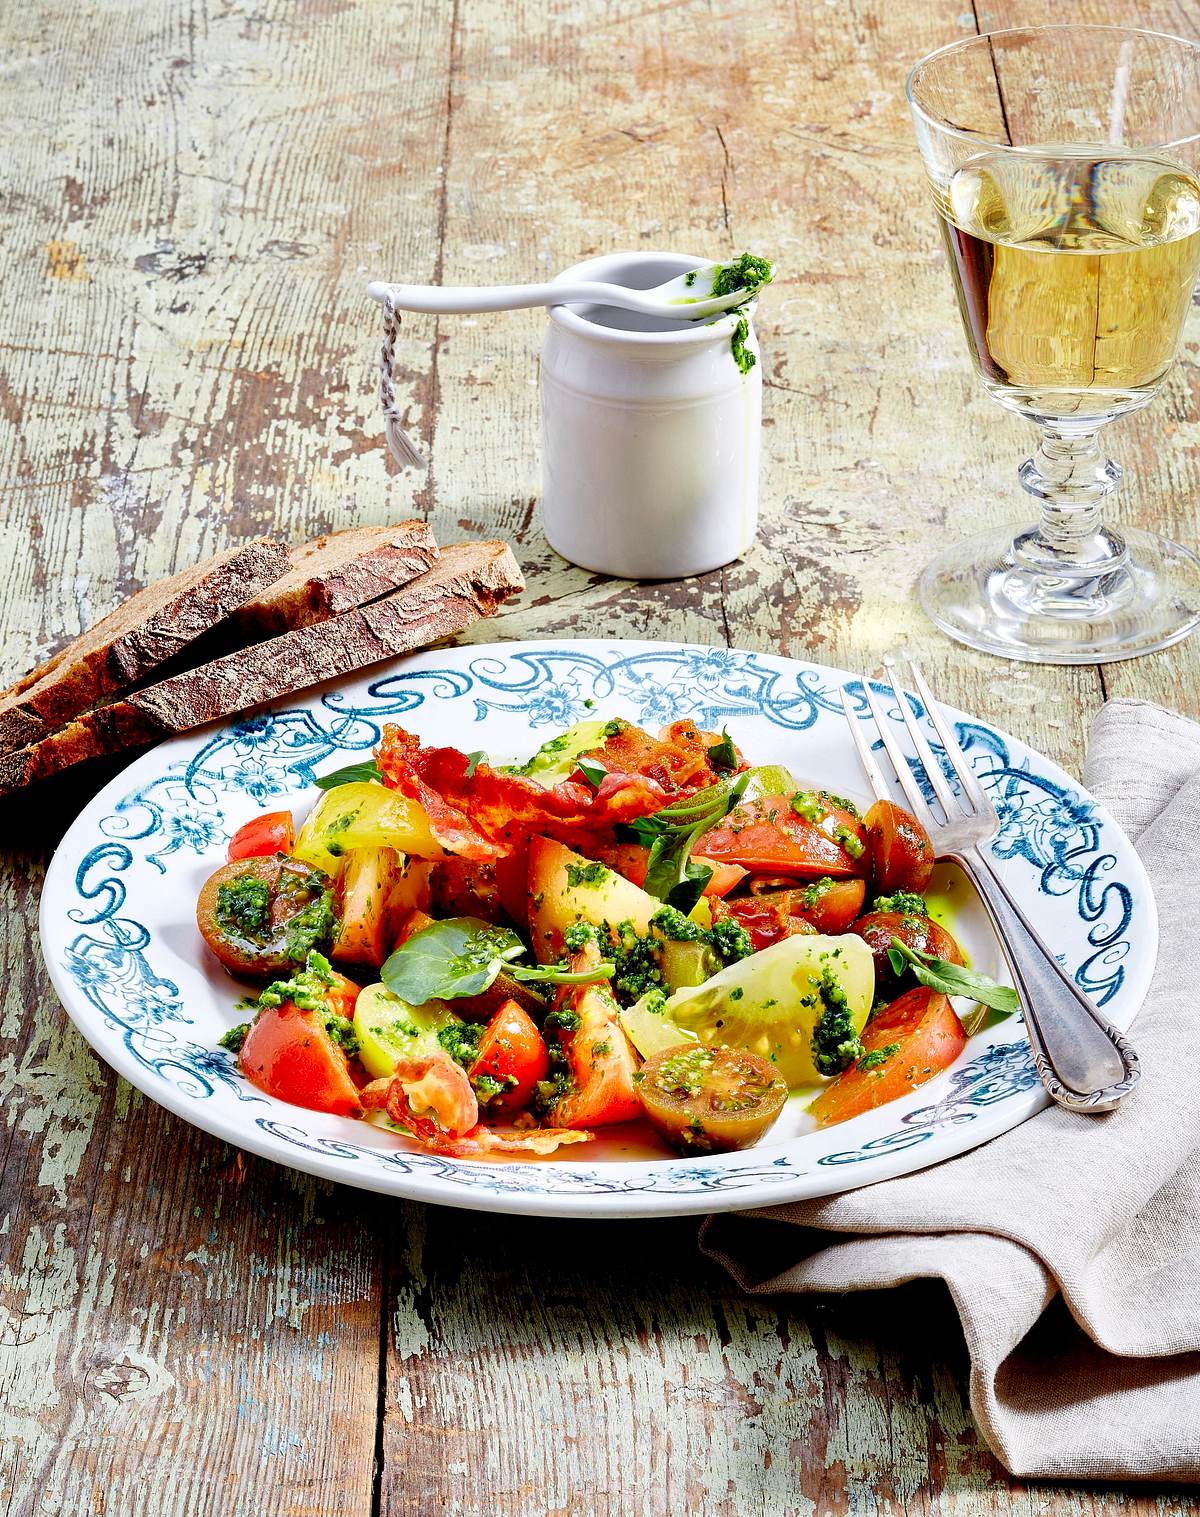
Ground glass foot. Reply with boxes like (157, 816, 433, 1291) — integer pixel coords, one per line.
(918, 524, 1200, 664)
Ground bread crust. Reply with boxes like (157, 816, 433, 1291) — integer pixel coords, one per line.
(0, 541, 523, 795)
(0, 538, 291, 755)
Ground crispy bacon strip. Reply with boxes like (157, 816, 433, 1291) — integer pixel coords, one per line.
(361, 1069, 593, 1157)
(377, 725, 667, 855)
(587, 717, 741, 797)
(406, 1126, 595, 1158)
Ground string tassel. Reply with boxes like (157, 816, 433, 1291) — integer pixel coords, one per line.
(378, 290, 426, 469)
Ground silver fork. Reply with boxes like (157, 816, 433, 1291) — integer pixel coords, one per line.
(841, 655, 1140, 1113)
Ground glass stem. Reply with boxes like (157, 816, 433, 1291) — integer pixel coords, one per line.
(1012, 426, 1128, 579)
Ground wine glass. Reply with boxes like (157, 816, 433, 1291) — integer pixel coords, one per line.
(907, 25, 1200, 663)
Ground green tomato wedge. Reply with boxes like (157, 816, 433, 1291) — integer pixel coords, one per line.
(619, 995, 703, 1060)
(352, 981, 459, 1079)
(501, 719, 610, 787)
(738, 764, 798, 803)
(618, 933, 874, 1088)
(293, 782, 441, 876)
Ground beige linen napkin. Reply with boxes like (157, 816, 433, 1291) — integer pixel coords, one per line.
(701, 698, 1200, 1482)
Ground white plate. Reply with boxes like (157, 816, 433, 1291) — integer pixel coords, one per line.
(40, 640, 1156, 1219)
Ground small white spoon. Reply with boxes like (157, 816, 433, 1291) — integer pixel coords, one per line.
(366, 261, 773, 321)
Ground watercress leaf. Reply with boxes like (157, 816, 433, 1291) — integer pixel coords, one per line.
(637, 777, 749, 903)
(707, 727, 737, 773)
(314, 760, 382, 790)
(577, 756, 608, 791)
(889, 936, 1021, 1015)
(616, 815, 665, 847)
(642, 826, 704, 902)
(911, 961, 1021, 1014)
(512, 961, 616, 985)
(382, 917, 526, 1003)
(666, 860, 713, 914)
(464, 750, 486, 779)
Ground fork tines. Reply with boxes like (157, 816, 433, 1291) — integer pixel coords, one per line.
(841, 654, 999, 841)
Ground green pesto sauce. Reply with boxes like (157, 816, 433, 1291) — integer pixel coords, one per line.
(257, 950, 336, 1011)
(437, 1020, 484, 1068)
(709, 252, 773, 299)
(565, 861, 610, 889)
(872, 890, 928, 917)
(215, 877, 271, 940)
(730, 315, 755, 376)
(284, 893, 336, 963)
(810, 964, 865, 1076)
(857, 1041, 901, 1073)
(689, 252, 774, 375)
(219, 1022, 250, 1053)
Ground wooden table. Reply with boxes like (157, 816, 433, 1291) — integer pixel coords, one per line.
(3, 0, 1197, 1511)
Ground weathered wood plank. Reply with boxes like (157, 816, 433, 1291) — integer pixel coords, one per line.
(0, 0, 457, 1511)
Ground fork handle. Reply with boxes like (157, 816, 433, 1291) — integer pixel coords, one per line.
(953, 847, 1140, 1112)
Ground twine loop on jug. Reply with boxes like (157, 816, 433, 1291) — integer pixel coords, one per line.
(378, 290, 426, 469)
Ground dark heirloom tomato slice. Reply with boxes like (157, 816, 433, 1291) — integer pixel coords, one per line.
(693, 794, 868, 880)
(197, 855, 335, 979)
(227, 810, 296, 861)
(635, 1044, 788, 1155)
(809, 987, 966, 1127)
(865, 799, 934, 894)
(852, 910, 965, 984)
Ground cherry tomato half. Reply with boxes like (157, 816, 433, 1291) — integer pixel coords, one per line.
(809, 987, 966, 1127)
(865, 800, 934, 894)
(467, 999, 549, 1113)
(852, 910, 964, 985)
(239, 1001, 362, 1117)
(636, 1044, 788, 1154)
(227, 811, 296, 861)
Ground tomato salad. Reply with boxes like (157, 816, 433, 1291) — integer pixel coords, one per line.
(198, 716, 1018, 1159)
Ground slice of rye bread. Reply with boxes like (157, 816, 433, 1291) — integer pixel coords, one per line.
(0, 541, 523, 796)
(226, 520, 439, 638)
(0, 537, 291, 756)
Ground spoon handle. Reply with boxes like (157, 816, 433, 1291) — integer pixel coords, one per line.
(365, 279, 707, 317)
(367, 279, 615, 314)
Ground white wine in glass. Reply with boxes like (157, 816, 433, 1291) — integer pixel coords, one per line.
(909, 28, 1200, 663)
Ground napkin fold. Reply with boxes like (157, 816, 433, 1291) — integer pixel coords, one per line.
(701, 698, 1200, 1482)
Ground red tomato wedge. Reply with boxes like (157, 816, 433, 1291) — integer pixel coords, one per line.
(809, 987, 967, 1127)
(696, 857, 749, 898)
(693, 794, 868, 880)
(324, 969, 363, 1022)
(227, 810, 295, 861)
(545, 984, 642, 1128)
(594, 841, 746, 899)
(239, 1001, 362, 1117)
(468, 1000, 550, 1112)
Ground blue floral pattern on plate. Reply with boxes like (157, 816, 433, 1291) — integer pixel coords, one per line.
(40, 641, 1154, 1217)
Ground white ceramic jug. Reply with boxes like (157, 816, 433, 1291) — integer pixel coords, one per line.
(539, 250, 762, 580)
